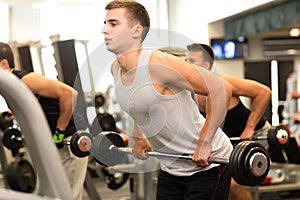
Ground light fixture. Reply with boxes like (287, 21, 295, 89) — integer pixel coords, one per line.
(289, 28, 300, 37)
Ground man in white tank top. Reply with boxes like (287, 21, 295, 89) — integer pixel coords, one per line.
(102, 1, 233, 199)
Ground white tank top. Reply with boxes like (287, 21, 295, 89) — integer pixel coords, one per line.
(113, 49, 233, 176)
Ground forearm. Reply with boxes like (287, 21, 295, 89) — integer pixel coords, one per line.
(198, 80, 232, 144)
(132, 122, 146, 139)
(245, 89, 271, 132)
(244, 103, 268, 132)
(56, 89, 77, 131)
(132, 122, 153, 153)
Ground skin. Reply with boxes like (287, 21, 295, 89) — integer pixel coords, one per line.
(102, 7, 232, 167)
(186, 48, 271, 200)
(0, 58, 77, 131)
(185, 50, 271, 140)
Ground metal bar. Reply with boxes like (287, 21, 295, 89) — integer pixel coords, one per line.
(113, 145, 229, 165)
(230, 136, 267, 141)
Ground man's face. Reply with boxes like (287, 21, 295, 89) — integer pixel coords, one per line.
(185, 50, 210, 70)
(102, 8, 136, 54)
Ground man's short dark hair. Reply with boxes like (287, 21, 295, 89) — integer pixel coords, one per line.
(105, 0, 150, 42)
(0, 42, 15, 68)
(187, 43, 214, 67)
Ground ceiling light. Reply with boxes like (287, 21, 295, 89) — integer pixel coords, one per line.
(289, 28, 300, 37)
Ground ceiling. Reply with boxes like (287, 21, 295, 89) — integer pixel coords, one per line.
(1, 0, 298, 38)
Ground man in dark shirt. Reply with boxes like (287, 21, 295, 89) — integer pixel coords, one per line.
(186, 43, 272, 200)
(0, 42, 88, 200)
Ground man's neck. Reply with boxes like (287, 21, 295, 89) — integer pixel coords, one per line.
(117, 47, 142, 73)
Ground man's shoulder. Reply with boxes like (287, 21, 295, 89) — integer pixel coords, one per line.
(12, 70, 30, 79)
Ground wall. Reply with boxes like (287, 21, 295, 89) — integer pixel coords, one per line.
(0, 3, 9, 42)
(10, 5, 40, 42)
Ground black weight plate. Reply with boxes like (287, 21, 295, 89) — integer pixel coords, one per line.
(70, 132, 92, 158)
(230, 141, 250, 186)
(95, 93, 106, 108)
(97, 113, 117, 132)
(2, 128, 23, 150)
(6, 159, 37, 193)
(267, 125, 290, 149)
(243, 146, 270, 185)
(235, 142, 270, 186)
(91, 132, 129, 166)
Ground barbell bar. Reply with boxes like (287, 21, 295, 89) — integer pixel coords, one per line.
(1, 127, 92, 157)
(92, 132, 270, 186)
(229, 125, 290, 149)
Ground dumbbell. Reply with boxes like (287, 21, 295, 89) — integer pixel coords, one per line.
(92, 132, 270, 186)
(229, 125, 290, 149)
(2, 128, 92, 158)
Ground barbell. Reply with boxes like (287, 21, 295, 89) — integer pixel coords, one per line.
(91, 132, 270, 186)
(91, 131, 130, 190)
(229, 125, 290, 149)
(1, 127, 92, 158)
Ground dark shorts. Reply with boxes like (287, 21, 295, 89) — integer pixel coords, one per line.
(156, 165, 231, 200)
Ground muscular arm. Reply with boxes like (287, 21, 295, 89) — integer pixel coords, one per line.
(150, 51, 232, 166)
(21, 72, 78, 131)
(223, 76, 271, 139)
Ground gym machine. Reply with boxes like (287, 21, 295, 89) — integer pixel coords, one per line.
(249, 67, 300, 200)
(0, 68, 73, 199)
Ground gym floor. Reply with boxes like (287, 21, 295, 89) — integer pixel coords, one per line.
(83, 177, 130, 200)
(2, 161, 300, 200)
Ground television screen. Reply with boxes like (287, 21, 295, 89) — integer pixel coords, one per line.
(210, 37, 248, 59)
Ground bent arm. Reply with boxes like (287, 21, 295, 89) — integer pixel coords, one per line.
(223, 76, 271, 138)
(21, 72, 77, 131)
(150, 51, 232, 165)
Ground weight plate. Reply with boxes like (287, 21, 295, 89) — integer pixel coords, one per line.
(230, 141, 250, 186)
(91, 132, 129, 167)
(243, 145, 270, 186)
(6, 159, 37, 193)
(2, 128, 23, 150)
(230, 141, 270, 186)
(70, 131, 92, 158)
(267, 125, 290, 149)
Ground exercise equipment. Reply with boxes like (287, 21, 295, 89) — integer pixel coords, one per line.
(94, 92, 106, 108)
(229, 125, 290, 149)
(0, 111, 14, 131)
(91, 112, 122, 135)
(92, 131, 129, 166)
(6, 159, 37, 193)
(91, 132, 130, 190)
(2, 127, 92, 158)
(69, 131, 93, 158)
(2, 127, 24, 151)
(92, 132, 270, 186)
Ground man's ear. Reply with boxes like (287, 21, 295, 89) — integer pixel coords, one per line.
(203, 62, 211, 71)
(0, 59, 9, 69)
(133, 25, 143, 38)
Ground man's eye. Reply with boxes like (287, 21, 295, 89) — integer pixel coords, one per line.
(110, 22, 117, 27)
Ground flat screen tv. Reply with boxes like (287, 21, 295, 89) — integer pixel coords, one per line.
(210, 37, 248, 59)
